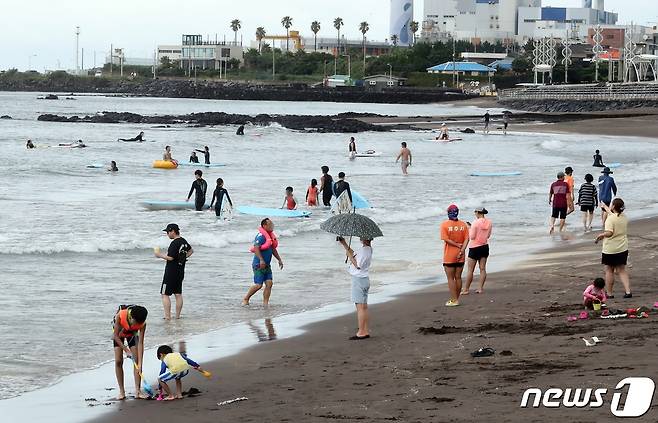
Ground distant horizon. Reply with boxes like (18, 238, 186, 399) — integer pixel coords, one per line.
(1, 0, 655, 71)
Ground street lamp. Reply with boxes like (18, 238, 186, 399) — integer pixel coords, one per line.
(28, 54, 37, 71)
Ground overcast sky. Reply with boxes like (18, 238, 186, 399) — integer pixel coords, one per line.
(1, 0, 655, 71)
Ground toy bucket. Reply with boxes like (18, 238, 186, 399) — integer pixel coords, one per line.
(593, 300, 602, 311)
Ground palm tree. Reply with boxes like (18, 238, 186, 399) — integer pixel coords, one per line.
(359, 21, 369, 76)
(333, 17, 344, 54)
(391, 34, 399, 47)
(281, 16, 293, 51)
(311, 21, 321, 52)
(230, 19, 242, 45)
(410, 21, 419, 45)
(256, 27, 266, 52)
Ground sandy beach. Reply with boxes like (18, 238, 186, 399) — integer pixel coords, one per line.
(93, 215, 658, 422)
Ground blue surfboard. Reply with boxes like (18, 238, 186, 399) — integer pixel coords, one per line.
(351, 190, 370, 209)
(237, 206, 311, 218)
(606, 162, 622, 169)
(141, 200, 210, 210)
(178, 162, 226, 168)
(470, 171, 522, 177)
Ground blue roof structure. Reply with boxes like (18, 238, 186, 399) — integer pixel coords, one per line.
(426, 61, 496, 73)
(488, 59, 513, 71)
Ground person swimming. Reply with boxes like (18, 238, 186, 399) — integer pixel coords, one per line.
(189, 152, 199, 163)
(109, 161, 119, 172)
(26, 139, 36, 149)
(118, 131, 144, 142)
(59, 140, 86, 148)
(236, 125, 245, 136)
(593, 150, 604, 167)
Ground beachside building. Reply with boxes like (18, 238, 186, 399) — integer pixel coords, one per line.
(427, 61, 496, 76)
(326, 74, 353, 87)
(156, 35, 243, 72)
(363, 74, 407, 90)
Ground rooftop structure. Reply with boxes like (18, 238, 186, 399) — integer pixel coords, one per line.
(427, 61, 496, 76)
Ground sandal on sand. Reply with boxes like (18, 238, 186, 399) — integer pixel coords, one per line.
(349, 335, 370, 341)
(579, 311, 589, 320)
(567, 315, 578, 322)
(471, 347, 495, 358)
(445, 300, 460, 307)
(582, 338, 596, 347)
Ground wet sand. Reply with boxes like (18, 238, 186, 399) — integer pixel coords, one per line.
(94, 216, 658, 422)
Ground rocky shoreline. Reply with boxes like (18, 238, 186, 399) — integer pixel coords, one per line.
(1, 78, 474, 104)
(36, 111, 415, 133)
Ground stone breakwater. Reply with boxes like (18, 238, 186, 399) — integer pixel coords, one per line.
(2, 78, 474, 104)
(498, 99, 658, 113)
(37, 111, 417, 133)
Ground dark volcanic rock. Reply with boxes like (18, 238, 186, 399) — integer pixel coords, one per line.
(0, 115, 11, 119)
(37, 111, 394, 133)
(44, 94, 59, 100)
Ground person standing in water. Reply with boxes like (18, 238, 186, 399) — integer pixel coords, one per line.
(441, 204, 469, 306)
(483, 111, 491, 134)
(243, 218, 284, 307)
(236, 125, 245, 136)
(338, 236, 373, 340)
(281, 187, 298, 210)
(437, 123, 449, 140)
(593, 150, 605, 167)
(577, 173, 598, 232)
(156, 224, 193, 320)
(26, 139, 36, 149)
(564, 166, 575, 213)
(462, 207, 492, 295)
(306, 179, 319, 206)
(333, 172, 353, 203)
(189, 152, 199, 163)
(319, 166, 334, 207)
(549, 171, 571, 234)
(186, 170, 208, 211)
(108, 161, 119, 172)
(598, 167, 617, 225)
(210, 178, 233, 218)
(348, 137, 357, 160)
(195, 146, 210, 165)
(395, 142, 412, 175)
(118, 131, 145, 142)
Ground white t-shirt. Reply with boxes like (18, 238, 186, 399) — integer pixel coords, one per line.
(348, 246, 372, 278)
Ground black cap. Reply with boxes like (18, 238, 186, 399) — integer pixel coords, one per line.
(163, 223, 179, 232)
(602, 167, 613, 174)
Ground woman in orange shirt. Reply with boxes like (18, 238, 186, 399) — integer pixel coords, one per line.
(440, 204, 469, 306)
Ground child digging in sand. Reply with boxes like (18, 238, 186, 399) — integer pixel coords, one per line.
(157, 345, 210, 400)
(583, 277, 607, 310)
(112, 305, 148, 400)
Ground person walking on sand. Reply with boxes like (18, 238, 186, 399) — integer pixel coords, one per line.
(338, 236, 373, 340)
(319, 166, 334, 207)
(549, 171, 571, 234)
(502, 113, 510, 135)
(462, 207, 492, 295)
(483, 111, 491, 134)
(441, 204, 469, 306)
(395, 142, 412, 175)
(243, 218, 284, 307)
(112, 305, 148, 400)
(577, 174, 598, 232)
(595, 198, 631, 299)
(348, 137, 357, 160)
(155, 224, 193, 320)
(598, 167, 617, 225)
(186, 170, 208, 211)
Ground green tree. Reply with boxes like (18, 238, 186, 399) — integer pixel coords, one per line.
(230, 19, 242, 44)
(410, 21, 419, 45)
(359, 21, 370, 76)
(311, 21, 321, 52)
(333, 17, 344, 54)
(512, 57, 530, 74)
(256, 27, 266, 52)
(281, 16, 293, 51)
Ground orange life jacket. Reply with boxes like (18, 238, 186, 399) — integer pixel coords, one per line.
(116, 308, 144, 338)
(249, 227, 279, 253)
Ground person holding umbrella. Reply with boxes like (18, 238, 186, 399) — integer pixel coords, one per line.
(337, 236, 373, 340)
(321, 213, 383, 340)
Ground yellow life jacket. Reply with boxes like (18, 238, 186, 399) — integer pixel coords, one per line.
(163, 353, 190, 374)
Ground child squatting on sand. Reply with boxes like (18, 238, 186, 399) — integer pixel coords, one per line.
(157, 345, 210, 400)
(583, 277, 607, 309)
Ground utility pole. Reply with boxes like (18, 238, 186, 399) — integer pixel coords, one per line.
(81, 48, 84, 72)
(110, 44, 113, 75)
(272, 50, 276, 80)
(75, 26, 80, 75)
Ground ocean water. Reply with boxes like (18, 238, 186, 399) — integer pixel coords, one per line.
(1, 91, 658, 409)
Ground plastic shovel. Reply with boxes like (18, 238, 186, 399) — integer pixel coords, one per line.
(130, 356, 155, 398)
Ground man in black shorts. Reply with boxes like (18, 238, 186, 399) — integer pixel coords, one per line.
(155, 224, 193, 320)
(549, 171, 571, 234)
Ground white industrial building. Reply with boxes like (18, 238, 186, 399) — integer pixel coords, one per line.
(156, 35, 243, 71)
(390, 0, 414, 46)
(422, 0, 618, 43)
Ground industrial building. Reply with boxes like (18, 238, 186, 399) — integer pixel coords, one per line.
(421, 0, 619, 44)
(390, 0, 414, 46)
